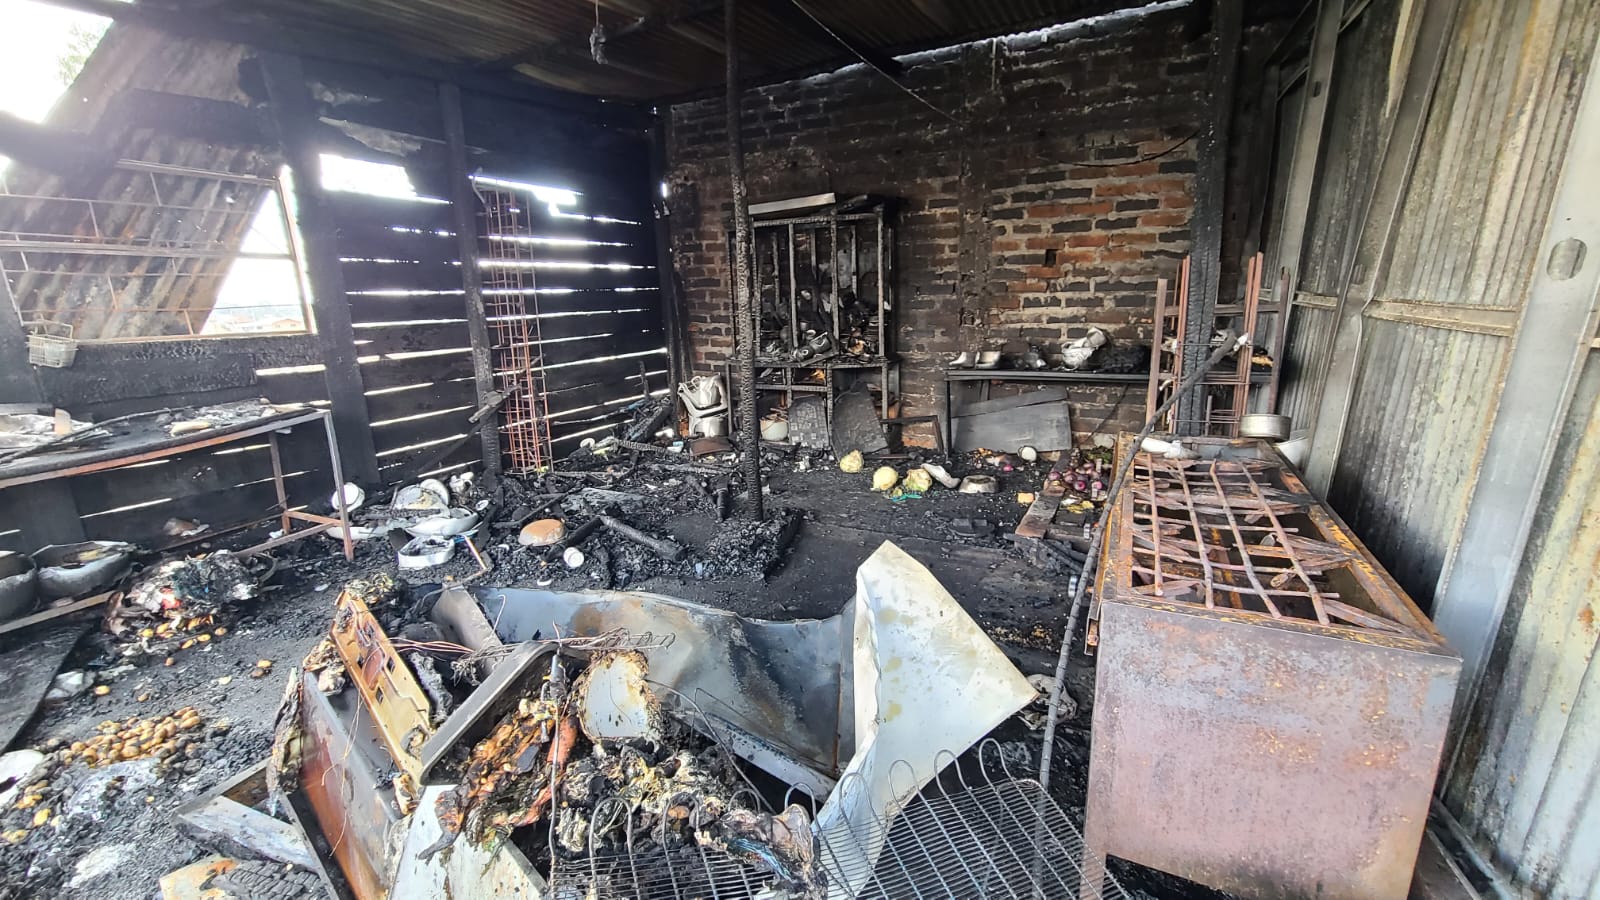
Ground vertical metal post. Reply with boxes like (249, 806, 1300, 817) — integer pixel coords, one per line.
(268, 430, 293, 538)
(323, 410, 355, 561)
(726, 0, 762, 519)
(1176, 0, 1242, 434)
(1263, 0, 1342, 418)
(787, 224, 798, 351)
(439, 82, 503, 487)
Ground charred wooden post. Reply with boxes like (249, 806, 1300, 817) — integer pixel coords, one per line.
(260, 53, 381, 486)
(439, 83, 503, 486)
(725, 0, 763, 520)
(1175, 0, 1241, 435)
(650, 117, 691, 393)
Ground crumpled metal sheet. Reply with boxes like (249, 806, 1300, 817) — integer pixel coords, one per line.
(816, 541, 1038, 896)
(471, 584, 847, 785)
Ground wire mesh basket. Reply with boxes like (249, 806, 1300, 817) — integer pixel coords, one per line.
(547, 740, 1129, 900)
(25, 321, 77, 368)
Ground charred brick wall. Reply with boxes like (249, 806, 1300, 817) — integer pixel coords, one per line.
(665, 7, 1212, 440)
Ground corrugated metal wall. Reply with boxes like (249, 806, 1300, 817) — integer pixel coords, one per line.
(1296, 0, 1600, 614)
(1447, 352, 1600, 898)
(1320, 0, 1599, 609)
(1271, 0, 1600, 894)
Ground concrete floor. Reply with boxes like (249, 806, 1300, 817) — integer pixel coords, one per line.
(0, 460, 1242, 899)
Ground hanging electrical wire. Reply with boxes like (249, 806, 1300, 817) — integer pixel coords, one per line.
(783, 0, 959, 123)
(590, 0, 608, 64)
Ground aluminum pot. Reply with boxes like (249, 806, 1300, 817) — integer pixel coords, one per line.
(1240, 413, 1292, 442)
(0, 552, 37, 621)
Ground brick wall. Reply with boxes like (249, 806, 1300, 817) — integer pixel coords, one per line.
(665, 7, 1216, 441)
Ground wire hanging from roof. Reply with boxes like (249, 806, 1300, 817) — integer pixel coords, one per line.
(783, 0, 958, 123)
(590, 0, 608, 64)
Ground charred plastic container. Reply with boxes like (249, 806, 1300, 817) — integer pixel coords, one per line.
(1083, 436, 1460, 899)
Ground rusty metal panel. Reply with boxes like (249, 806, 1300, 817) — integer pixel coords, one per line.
(296, 670, 406, 900)
(1276, 300, 1336, 430)
(1326, 320, 1506, 606)
(1088, 600, 1460, 899)
(1447, 356, 1600, 898)
(330, 589, 434, 790)
(1295, 0, 1401, 296)
(1085, 437, 1460, 899)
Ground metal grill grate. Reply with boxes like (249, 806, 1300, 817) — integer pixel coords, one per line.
(1121, 452, 1426, 636)
(548, 743, 1128, 899)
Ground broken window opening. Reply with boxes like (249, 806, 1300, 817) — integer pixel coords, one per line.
(0, 161, 313, 340)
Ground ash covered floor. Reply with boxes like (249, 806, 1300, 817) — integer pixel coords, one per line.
(0, 453, 1223, 899)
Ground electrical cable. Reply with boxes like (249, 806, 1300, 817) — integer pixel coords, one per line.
(1068, 130, 1199, 167)
(784, 0, 959, 123)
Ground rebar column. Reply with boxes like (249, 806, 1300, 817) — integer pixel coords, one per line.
(726, 0, 763, 520)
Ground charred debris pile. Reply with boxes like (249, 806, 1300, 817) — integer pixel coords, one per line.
(258, 543, 1055, 898)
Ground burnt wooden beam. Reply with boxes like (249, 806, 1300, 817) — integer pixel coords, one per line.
(0, 111, 116, 182)
(726, 0, 763, 520)
(103, 90, 271, 146)
(1175, 0, 1241, 434)
(439, 83, 501, 486)
(259, 53, 380, 487)
(650, 117, 691, 391)
(765, 0, 905, 77)
(34, 0, 645, 123)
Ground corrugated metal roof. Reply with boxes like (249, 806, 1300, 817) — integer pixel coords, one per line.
(149, 0, 1188, 99)
(0, 23, 281, 339)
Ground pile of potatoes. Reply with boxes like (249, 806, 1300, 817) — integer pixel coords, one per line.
(58, 707, 211, 771)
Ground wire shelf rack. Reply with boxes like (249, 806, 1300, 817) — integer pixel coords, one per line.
(547, 741, 1129, 899)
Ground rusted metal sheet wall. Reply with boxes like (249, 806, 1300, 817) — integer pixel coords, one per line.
(1446, 352, 1600, 898)
(1276, 300, 1335, 428)
(1302, 0, 1600, 611)
(1270, 0, 1600, 893)
(1295, 0, 1401, 296)
(1327, 320, 1504, 604)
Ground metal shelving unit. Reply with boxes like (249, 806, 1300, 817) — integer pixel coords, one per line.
(731, 197, 899, 435)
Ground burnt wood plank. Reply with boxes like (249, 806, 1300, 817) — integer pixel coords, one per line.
(358, 351, 475, 390)
(325, 192, 455, 230)
(356, 321, 472, 356)
(340, 258, 463, 293)
(364, 379, 477, 424)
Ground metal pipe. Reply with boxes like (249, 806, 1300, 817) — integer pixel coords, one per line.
(726, 0, 763, 520)
(1038, 332, 1247, 795)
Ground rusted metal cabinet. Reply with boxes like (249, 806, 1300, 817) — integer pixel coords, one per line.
(1084, 438, 1460, 899)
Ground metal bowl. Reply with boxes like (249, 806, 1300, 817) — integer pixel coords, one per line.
(406, 507, 481, 538)
(1240, 413, 1292, 442)
(397, 536, 454, 570)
